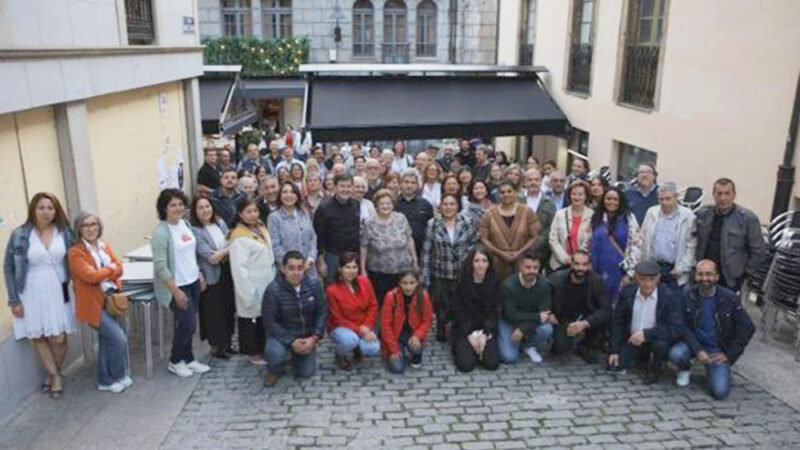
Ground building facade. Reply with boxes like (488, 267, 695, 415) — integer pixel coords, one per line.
(497, 0, 800, 221)
(0, 0, 203, 418)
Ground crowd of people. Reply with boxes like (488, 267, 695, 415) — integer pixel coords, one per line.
(4, 137, 763, 400)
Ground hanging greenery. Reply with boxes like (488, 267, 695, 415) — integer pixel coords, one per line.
(202, 36, 309, 76)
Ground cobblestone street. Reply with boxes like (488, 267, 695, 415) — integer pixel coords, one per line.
(161, 336, 800, 450)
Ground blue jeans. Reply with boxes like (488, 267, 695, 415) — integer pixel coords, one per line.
(94, 310, 128, 386)
(264, 337, 317, 379)
(497, 319, 553, 364)
(329, 327, 380, 357)
(385, 329, 422, 374)
(169, 280, 200, 364)
(668, 341, 732, 400)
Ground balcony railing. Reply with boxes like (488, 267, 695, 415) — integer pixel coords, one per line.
(382, 43, 410, 64)
(619, 44, 660, 109)
(125, 0, 155, 45)
(567, 43, 592, 94)
(519, 43, 534, 66)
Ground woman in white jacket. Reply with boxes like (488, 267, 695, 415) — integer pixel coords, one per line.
(229, 198, 275, 365)
(549, 181, 594, 270)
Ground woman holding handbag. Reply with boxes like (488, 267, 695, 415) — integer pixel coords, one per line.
(69, 212, 130, 393)
(548, 181, 594, 271)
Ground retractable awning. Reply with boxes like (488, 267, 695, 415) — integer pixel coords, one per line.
(302, 67, 569, 142)
(200, 66, 259, 135)
(239, 77, 305, 99)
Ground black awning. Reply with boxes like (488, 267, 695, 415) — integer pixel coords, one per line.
(200, 78, 259, 135)
(240, 77, 305, 99)
(304, 76, 570, 142)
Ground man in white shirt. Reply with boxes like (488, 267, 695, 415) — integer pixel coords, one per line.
(607, 261, 683, 384)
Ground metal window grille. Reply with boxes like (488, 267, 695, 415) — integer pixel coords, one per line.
(125, 0, 155, 45)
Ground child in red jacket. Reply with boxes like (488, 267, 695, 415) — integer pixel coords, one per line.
(380, 271, 433, 373)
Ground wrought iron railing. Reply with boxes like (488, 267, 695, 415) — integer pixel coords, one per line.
(519, 43, 534, 66)
(567, 43, 592, 94)
(125, 0, 155, 45)
(619, 44, 660, 108)
(382, 43, 410, 64)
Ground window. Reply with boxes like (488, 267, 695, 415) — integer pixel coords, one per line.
(617, 142, 657, 182)
(519, 0, 536, 65)
(222, 0, 252, 37)
(567, 128, 589, 173)
(567, 0, 594, 94)
(125, 0, 155, 45)
(262, 0, 291, 39)
(382, 0, 408, 63)
(619, 0, 668, 108)
(416, 0, 437, 57)
(353, 0, 375, 56)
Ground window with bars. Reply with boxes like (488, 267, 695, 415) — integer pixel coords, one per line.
(125, 0, 155, 44)
(383, 0, 408, 63)
(222, 0, 252, 37)
(353, 0, 375, 56)
(416, 0, 436, 57)
(616, 142, 657, 182)
(619, 0, 667, 108)
(567, 0, 594, 94)
(519, 0, 535, 65)
(262, 0, 291, 39)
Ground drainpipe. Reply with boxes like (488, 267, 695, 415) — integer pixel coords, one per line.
(771, 71, 800, 219)
(448, 0, 458, 63)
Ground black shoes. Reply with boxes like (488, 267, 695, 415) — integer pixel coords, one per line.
(435, 320, 447, 343)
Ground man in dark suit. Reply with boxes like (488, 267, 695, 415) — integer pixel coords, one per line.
(608, 260, 684, 384)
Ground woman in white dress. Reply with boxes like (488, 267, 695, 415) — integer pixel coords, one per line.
(4, 192, 75, 399)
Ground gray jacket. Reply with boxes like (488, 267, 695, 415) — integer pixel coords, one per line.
(192, 219, 229, 285)
(695, 204, 764, 288)
(4, 223, 73, 306)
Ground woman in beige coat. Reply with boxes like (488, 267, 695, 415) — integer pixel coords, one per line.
(549, 181, 594, 270)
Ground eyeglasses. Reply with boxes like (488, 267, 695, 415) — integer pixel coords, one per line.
(81, 222, 99, 228)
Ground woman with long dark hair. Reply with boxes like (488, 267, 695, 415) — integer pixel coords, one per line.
(590, 187, 642, 304)
(588, 176, 610, 209)
(380, 270, 433, 373)
(268, 181, 318, 279)
(450, 247, 501, 372)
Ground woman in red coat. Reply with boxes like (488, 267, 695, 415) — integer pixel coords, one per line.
(380, 271, 433, 373)
(327, 252, 380, 370)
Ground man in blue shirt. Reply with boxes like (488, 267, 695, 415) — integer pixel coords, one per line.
(625, 163, 659, 225)
(668, 259, 754, 399)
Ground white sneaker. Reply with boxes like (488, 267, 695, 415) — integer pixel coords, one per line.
(676, 370, 691, 387)
(168, 361, 194, 378)
(186, 360, 211, 374)
(120, 375, 133, 388)
(525, 347, 543, 364)
(98, 382, 126, 393)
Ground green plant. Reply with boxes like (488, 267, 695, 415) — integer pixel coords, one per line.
(203, 36, 309, 76)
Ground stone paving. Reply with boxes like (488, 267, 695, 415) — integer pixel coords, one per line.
(161, 336, 800, 450)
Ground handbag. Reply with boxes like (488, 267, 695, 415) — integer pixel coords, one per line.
(105, 291, 130, 318)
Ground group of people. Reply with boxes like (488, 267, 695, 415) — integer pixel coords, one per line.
(4, 136, 762, 400)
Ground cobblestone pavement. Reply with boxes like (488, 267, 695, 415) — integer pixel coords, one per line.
(161, 337, 800, 450)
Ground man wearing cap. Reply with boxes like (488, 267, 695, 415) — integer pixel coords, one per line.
(608, 260, 684, 384)
(667, 259, 754, 399)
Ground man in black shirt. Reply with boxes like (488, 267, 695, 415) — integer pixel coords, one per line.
(395, 169, 434, 258)
(547, 251, 610, 363)
(472, 144, 492, 181)
(313, 173, 361, 282)
(197, 147, 221, 195)
(211, 168, 246, 227)
(456, 138, 476, 169)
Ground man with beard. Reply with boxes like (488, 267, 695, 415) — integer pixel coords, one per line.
(547, 250, 610, 363)
(667, 259, 754, 399)
(211, 168, 246, 227)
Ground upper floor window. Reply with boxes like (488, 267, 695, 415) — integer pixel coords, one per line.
(353, 0, 375, 56)
(222, 0, 252, 37)
(383, 0, 408, 63)
(567, 0, 594, 94)
(619, 0, 668, 108)
(263, 0, 292, 39)
(416, 0, 437, 57)
(617, 141, 657, 182)
(125, 0, 155, 45)
(519, 0, 536, 65)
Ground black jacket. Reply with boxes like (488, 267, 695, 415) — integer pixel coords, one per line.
(395, 195, 434, 254)
(610, 284, 683, 354)
(548, 270, 610, 329)
(681, 284, 754, 364)
(451, 276, 501, 337)
(313, 196, 360, 254)
(261, 273, 328, 346)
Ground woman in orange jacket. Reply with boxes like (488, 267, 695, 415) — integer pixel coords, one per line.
(380, 271, 433, 374)
(326, 252, 380, 370)
(68, 212, 129, 393)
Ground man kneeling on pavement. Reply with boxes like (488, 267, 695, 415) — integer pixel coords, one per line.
(668, 259, 754, 400)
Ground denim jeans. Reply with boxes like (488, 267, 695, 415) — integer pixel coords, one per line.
(169, 280, 200, 364)
(329, 327, 381, 357)
(385, 329, 422, 374)
(668, 341, 732, 400)
(94, 310, 128, 386)
(497, 319, 553, 364)
(265, 337, 317, 378)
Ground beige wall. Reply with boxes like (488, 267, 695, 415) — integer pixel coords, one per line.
(0, 107, 64, 333)
(526, 0, 800, 222)
(86, 82, 191, 255)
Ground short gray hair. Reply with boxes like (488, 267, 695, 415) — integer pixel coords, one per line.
(73, 211, 103, 240)
(401, 168, 419, 183)
(658, 182, 678, 195)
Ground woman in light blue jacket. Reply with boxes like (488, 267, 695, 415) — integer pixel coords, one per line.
(267, 181, 318, 278)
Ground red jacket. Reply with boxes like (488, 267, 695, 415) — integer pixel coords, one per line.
(380, 287, 433, 357)
(68, 242, 123, 328)
(327, 275, 378, 332)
